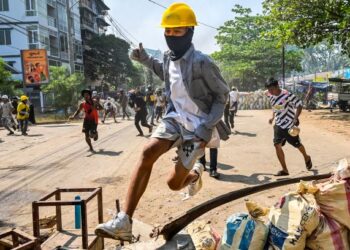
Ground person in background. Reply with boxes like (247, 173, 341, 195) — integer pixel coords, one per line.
(69, 90, 103, 152)
(199, 148, 220, 178)
(145, 85, 156, 126)
(266, 77, 312, 176)
(102, 97, 118, 123)
(230, 87, 239, 115)
(155, 88, 166, 123)
(119, 90, 130, 120)
(129, 89, 153, 136)
(28, 101, 36, 124)
(1, 95, 15, 135)
(17, 95, 30, 136)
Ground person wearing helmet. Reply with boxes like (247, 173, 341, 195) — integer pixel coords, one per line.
(69, 89, 103, 152)
(17, 95, 30, 136)
(95, 2, 229, 241)
(266, 77, 312, 176)
(1, 95, 16, 135)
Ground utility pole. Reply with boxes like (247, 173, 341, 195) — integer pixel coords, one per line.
(282, 45, 285, 88)
(67, 0, 80, 74)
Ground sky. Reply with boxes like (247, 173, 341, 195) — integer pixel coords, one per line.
(104, 0, 263, 54)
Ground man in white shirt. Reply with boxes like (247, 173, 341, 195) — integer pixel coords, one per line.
(102, 97, 118, 123)
(95, 3, 229, 242)
(1, 95, 15, 135)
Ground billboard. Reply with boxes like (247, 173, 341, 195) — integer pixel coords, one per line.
(21, 49, 49, 85)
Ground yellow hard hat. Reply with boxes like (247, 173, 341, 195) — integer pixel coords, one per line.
(20, 95, 28, 101)
(161, 2, 198, 28)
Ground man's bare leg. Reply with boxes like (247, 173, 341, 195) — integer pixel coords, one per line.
(85, 135, 94, 151)
(275, 144, 289, 173)
(297, 144, 310, 162)
(166, 161, 199, 191)
(125, 138, 173, 217)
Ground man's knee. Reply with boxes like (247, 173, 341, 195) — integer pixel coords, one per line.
(167, 178, 182, 191)
(141, 139, 166, 163)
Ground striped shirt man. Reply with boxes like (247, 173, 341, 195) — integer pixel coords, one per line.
(268, 90, 303, 129)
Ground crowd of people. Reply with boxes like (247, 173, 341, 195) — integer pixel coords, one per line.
(0, 95, 35, 138)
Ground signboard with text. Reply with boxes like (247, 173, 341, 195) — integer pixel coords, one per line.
(21, 49, 49, 85)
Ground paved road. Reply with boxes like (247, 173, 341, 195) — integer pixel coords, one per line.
(0, 110, 349, 234)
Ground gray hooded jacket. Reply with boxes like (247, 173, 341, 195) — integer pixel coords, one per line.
(133, 45, 230, 142)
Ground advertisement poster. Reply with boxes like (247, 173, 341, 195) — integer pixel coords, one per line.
(21, 49, 49, 85)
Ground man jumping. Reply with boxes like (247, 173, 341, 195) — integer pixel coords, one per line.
(266, 77, 312, 176)
(95, 2, 229, 241)
(70, 89, 103, 152)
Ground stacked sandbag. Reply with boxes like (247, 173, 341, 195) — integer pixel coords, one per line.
(238, 90, 271, 110)
(220, 200, 269, 250)
(267, 193, 320, 250)
(295, 158, 350, 249)
(306, 214, 349, 250)
(187, 220, 221, 250)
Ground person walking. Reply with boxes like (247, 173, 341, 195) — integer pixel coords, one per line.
(155, 88, 166, 122)
(266, 77, 312, 176)
(199, 148, 220, 178)
(129, 89, 153, 136)
(69, 90, 103, 152)
(145, 86, 156, 126)
(119, 90, 130, 120)
(17, 95, 30, 136)
(1, 95, 15, 135)
(95, 2, 229, 241)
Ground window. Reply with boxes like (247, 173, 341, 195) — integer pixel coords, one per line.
(0, 29, 11, 45)
(0, 0, 9, 11)
(25, 0, 36, 16)
(27, 26, 39, 49)
(59, 34, 68, 52)
(57, 4, 68, 32)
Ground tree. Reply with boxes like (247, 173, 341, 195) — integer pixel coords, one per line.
(42, 66, 84, 116)
(213, 5, 303, 90)
(262, 0, 350, 54)
(84, 34, 141, 89)
(302, 43, 350, 74)
(0, 59, 21, 96)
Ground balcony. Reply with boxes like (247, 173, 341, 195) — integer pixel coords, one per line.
(47, 0, 56, 7)
(61, 51, 69, 61)
(47, 16, 57, 28)
(49, 47, 59, 57)
(80, 0, 97, 15)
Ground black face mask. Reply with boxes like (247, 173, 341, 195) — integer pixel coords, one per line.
(165, 28, 194, 61)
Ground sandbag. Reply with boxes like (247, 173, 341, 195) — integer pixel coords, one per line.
(220, 200, 269, 250)
(187, 220, 220, 250)
(306, 214, 350, 250)
(315, 179, 350, 230)
(296, 159, 350, 230)
(267, 193, 320, 250)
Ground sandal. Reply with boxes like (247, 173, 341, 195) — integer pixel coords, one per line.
(306, 157, 312, 170)
(274, 170, 289, 176)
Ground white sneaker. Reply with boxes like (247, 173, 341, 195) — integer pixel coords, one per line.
(188, 162, 204, 196)
(94, 212, 132, 241)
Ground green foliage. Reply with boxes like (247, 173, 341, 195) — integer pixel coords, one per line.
(262, 0, 350, 54)
(302, 43, 350, 74)
(0, 59, 22, 96)
(213, 5, 303, 91)
(42, 66, 84, 116)
(84, 34, 141, 89)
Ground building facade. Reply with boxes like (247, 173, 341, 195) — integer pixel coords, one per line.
(0, 0, 85, 81)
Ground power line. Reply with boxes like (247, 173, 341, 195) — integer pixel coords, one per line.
(146, 0, 218, 30)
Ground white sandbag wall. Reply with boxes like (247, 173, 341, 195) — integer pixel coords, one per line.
(238, 90, 271, 110)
